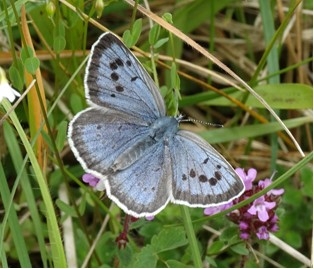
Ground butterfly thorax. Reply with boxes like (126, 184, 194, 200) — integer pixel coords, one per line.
(149, 116, 179, 143)
(109, 116, 178, 172)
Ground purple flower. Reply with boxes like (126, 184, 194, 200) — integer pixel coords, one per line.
(247, 196, 276, 222)
(205, 168, 285, 242)
(256, 226, 269, 240)
(239, 221, 249, 230)
(145, 215, 155, 221)
(258, 179, 284, 196)
(204, 202, 233, 216)
(82, 173, 100, 187)
(240, 232, 250, 240)
(235, 168, 257, 191)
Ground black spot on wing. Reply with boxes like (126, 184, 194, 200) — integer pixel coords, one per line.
(209, 177, 218, 186)
(109, 61, 118, 70)
(111, 72, 119, 81)
(199, 175, 208, 183)
(203, 157, 209, 164)
(189, 169, 196, 178)
(115, 58, 124, 67)
(215, 171, 222, 180)
(116, 85, 124, 92)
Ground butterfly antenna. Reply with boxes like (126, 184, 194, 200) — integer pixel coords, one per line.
(178, 115, 223, 128)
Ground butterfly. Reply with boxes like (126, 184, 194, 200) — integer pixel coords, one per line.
(68, 32, 245, 218)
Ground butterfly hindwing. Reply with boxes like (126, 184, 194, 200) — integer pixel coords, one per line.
(106, 142, 172, 217)
(170, 130, 244, 207)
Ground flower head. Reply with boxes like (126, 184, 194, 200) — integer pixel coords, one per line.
(204, 168, 284, 241)
(0, 67, 21, 103)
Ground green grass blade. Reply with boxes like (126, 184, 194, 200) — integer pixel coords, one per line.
(3, 121, 48, 266)
(0, 162, 31, 267)
(1, 99, 67, 267)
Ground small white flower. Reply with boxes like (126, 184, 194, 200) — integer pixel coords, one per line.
(0, 67, 21, 103)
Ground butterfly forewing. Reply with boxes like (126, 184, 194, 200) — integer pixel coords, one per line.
(68, 108, 152, 176)
(85, 33, 166, 122)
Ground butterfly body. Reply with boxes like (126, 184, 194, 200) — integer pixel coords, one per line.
(108, 116, 177, 173)
(68, 32, 244, 217)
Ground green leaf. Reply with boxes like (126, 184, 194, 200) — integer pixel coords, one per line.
(123, 18, 142, 48)
(220, 227, 238, 242)
(9, 63, 24, 90)
(55, 199, 78, 218)
(250, 84, 312, 109)
(162, 12, 173, 24)
(205, 256, 218, 267)
(70, 92, 85, 113)
(301, 167, 313, 198)
(55, 121, 67, 152)
(131, 18, 142, 43)
(20, 46, 34, 61)
(230, 242, 249, 255)
(207, 240, 225, 255)
(153, 37, 169, 49)
(170, 62, 180, 91)
(41, 130, 53, 151)
(181, 83, 313, 109)
(151, 226, 188, 253)
(165, 259, 191, 268)
(117, 245, 134, 267)
(53, 35, 66, 52)
(24, 57, 40, 74)
(122, 30, 132, 48)
(149, 24, 160, 46)
(199, 116, 312, 144)
(133, 245, 157, 268)
(53, 19, 65, 37)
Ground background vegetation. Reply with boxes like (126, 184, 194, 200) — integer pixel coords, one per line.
(0, 0, 312, 267)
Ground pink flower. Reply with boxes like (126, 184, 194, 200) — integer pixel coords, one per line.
(258, 179, 284, 196)
(145, 215, 155, 221)
(247, 196, 276, 222)
(204, 202, 233, 216)
(205, 168, 285, 241)
(82, 173, 100, 187)
(239, 221, 249, 230)
(256, 226, 269, 240)
(235, 168, 257, 191)
(240, 232, 250, 240)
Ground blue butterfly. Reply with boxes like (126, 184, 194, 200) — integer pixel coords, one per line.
(68, 32, 244, 218)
